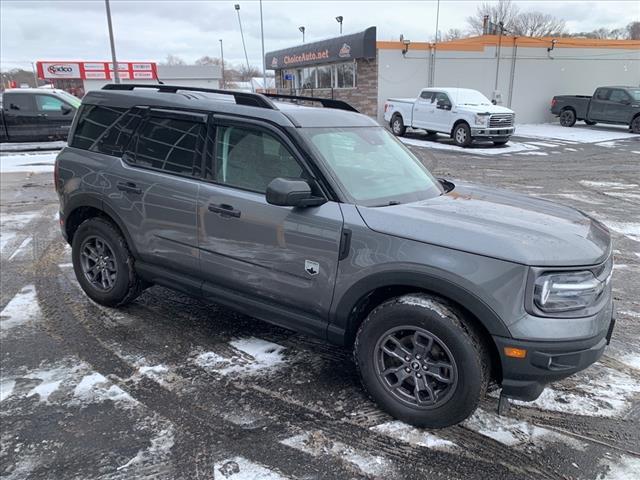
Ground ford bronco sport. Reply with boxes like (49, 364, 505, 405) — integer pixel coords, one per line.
(55, 84, 615, 428)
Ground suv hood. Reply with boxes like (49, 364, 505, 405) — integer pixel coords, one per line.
(356, 182, 610, 266)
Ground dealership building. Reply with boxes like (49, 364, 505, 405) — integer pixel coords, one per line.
(36, 61, 222, 95)
(266, 27, 640, 124)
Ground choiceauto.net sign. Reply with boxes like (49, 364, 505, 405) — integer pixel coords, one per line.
(36, 61, 158, 80)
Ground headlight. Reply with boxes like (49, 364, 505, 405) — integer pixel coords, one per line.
(474, 114, 489, 126)
(534, 271, 605, 313)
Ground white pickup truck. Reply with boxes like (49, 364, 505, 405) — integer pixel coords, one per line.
(383, 88, 515, 147)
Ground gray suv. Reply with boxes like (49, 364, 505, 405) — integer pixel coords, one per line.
(55, 85, 615, 428)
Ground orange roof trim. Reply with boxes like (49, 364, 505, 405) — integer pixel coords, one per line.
(377, 35, 640, 51)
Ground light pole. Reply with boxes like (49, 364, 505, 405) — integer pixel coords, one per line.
(234, 4, 252, 91)
(104, 0, 120, 84)
(299, 26, 305, 43)
(31, 62, 39, 87)
(430, 0, 440, 87)
(260, 0, 267, 92)
(219, 39, 225, 89)
(336, 16, 343, 35)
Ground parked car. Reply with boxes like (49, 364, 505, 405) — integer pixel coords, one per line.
(383, 88, 515, 147)
(0, 88, 80, 143)
(56, 85, 614, 428)
(551, 86, 640, 132)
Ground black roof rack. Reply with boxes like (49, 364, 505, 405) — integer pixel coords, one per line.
(263, 93, 359, 113)
(101, 84, 276, 110)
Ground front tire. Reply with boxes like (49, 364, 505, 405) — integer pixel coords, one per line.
(390, 114, 406, 137)
(559, 109, 576, 127)
(452, 123, 472, 147)
(631, 116, 640, 134)
(354, 294, 489, 428)
(493, 140, 509, 146)
(72, 217, 144, 307)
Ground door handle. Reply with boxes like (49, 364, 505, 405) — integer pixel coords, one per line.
(116, 181, 142, 194)
(208, 203, 241, 218)
(38, 113, 48, 118)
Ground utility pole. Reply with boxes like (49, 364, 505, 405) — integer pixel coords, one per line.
(260, 0, 267, 92)
(234, 4, 252, 91)
(299, 26, 305, 43)
(219, 39, 225, 89)
(31, 62, 39, 87)
(430, 0, 440, 87)
(336, 16, 343, 35)
(104, 0, 120, 84)
(494, 22, 504, 96)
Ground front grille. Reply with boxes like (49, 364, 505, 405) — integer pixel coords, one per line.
(489, 114, 514, 128)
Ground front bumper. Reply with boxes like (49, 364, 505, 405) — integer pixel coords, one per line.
(471, 126, 515, 138)
(493, 310, 615, 401)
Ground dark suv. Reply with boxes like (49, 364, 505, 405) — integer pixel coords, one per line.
(55, 85, 615, 428)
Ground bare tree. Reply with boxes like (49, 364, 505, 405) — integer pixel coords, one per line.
(467, 0, 520, 35)
(238, 64, 261, 82)
(627, 21, 640, 40)
(512, 12, 566, 37)
(163, 54, 186, 66)
(443, 28, 464, 41)
(195, 56, 221, 66)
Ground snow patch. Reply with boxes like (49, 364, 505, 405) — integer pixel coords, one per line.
(398, 295, 451, 319)
(117, 426, 175, 471)
(281, 431, 394, 478)
(214, 456, 289, 479)
(371, 421, 456, 450)
(516, 151, 548, 156)
(463, 409, 584, 449)
(8, 236, 32, 260)
(400, 136, 540, 155)
(0, 212, 37, 253)
(0, 285, 40, 333)
(603, 222, 640, 242)
(0, 141, 65, 152)
(72, 372, 138, 407)
(580, 181, 638, 190)
(600, 455, 640, 480)
(1, 379, 16, 402)
(0, 152, 57, 173)
(514, 363, 640, 417)
(24, 364, 81, 403)
(515, 123, 636, 143)
(194, 338, 286, 376)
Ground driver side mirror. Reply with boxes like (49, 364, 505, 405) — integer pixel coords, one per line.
(436, 99, 451, 110)
(61, 104, 73, 115)
(266, 178, 326, 208)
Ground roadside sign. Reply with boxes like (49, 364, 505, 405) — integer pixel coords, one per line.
(284, 73, 294, 81)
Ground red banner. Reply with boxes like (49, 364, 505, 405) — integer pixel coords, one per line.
(36, 61, 158, 80)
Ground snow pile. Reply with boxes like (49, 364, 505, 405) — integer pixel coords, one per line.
(194, 337, 286, 376)
(515, 124, 636, 143)
(370, 420, 456, 450)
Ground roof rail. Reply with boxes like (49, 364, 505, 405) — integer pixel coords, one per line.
(263, 93, 359, 113)
(101, 83, 277, 109)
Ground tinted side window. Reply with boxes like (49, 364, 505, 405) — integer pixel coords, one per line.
(434, 92, 450, 104)
(94, 108, 144, 156)
(595, 89, 610, 100)
(71, 105, 126, 150)
(609, 90, 630, 103)
(215, 126, 303, 193)
(35, 95, 66, 112)
(133, 116, 204, 177)
(5, 94, 34, 112)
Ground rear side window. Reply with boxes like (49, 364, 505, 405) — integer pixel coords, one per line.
(595, 89, 610, 100)
(130, 115, 204, 177)
(71, 105, 126, 151)
(5, 94, 34, 112)
(420, 91, 433, 101)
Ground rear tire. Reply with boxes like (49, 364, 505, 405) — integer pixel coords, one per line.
(354, 294, 489, 428)
(72, 217, 144, 307)
(390, 114, 406, 137)
(559, 109, 576, 127)
(631, 116, 640, 134)
(452, 123, 472, 147)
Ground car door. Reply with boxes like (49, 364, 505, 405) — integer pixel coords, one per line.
(606, 89, 633, 124)
(589, 88, 610, 121)
(2, 93, 41, 141)
(197, 117, 344, 335)
(412, 91, 435, 129)
(432, 92, 453, 133)
(34, 94, 75, 139)
(103, 108, 205, 275)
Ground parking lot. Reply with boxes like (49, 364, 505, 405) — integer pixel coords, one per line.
(1, 124, 639, 480)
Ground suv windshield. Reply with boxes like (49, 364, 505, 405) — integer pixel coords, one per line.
(453, 90, 492, 106)
(301, 127, 443, 206)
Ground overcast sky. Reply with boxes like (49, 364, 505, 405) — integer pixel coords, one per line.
(1, 0, 638, 71)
